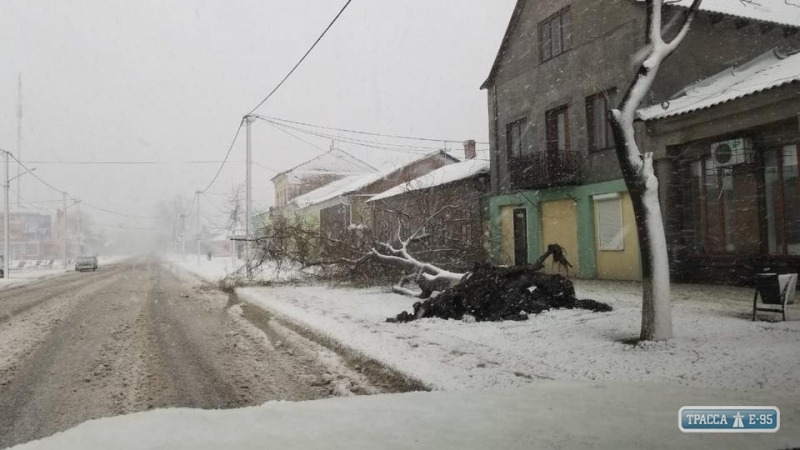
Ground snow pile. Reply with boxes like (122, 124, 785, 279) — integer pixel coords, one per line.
(369, 152, 489, 202)
(0, 268, 69, 289)
(12, 382, 800, 450)
(238, 280, 800, 392)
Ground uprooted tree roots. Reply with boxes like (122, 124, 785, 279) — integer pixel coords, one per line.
(387, 263, 612, 323)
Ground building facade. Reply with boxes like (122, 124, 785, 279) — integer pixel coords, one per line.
(367, 145, 490, 271)
(482, 0, 800, 281)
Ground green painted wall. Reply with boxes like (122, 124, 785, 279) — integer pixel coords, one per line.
(488, 179, 628, 278)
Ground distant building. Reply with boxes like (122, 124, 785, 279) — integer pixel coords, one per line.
(269, 148, 376, 216)
(368, 141, 490, 271)
(289, 149, 461, 240)
(0, 211, 58, 260)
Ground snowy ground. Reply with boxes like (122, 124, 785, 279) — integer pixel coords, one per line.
(12, 381, 800, 450)
(0, 269, 70, 289)
(0, 256, 129, 289)
(237, 281, 800, 393)
(168, 255, 309, 284)
(172, 256, 800, 392)
(19, 260, 798, 449)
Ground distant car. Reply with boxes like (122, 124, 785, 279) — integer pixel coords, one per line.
(75, 256, 98, 272)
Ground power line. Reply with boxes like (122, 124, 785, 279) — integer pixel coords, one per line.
(2, 146, 161, 226)
(260, 115, 490, 145)
(79, 201, 159, 220)
(246, 0, 354, 115)
(257, 116, 444, 151)
(24, 160, 249, 165)
(4, 150, 65, 195)
(8, 188, 49, 212)
(261, 118, 450, 154)
(261, 119, 330, 153)
(200, 120, 245, 194)
(93, 222, 161, 231)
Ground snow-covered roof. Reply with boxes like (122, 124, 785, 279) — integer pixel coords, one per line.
(652, 0, 800, 29)
(638, 49, 800, 121)
(290, 150, 464, 209)
(271, 148, 376, 182)
(291, 173, 372, 209)
(368, 150, 490, 203)
(290, 151, 435, 209)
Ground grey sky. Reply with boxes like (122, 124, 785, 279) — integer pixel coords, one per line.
(0, 0, 514, 237)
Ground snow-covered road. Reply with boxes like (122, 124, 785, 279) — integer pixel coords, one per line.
(0, 257, 404, 448)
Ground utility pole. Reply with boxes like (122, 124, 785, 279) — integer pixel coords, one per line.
(195, 191, 200, 264)
(62, 192, 67, 269)
(16, 74, 22, 208)
(3, 150, 9, 280)
(245, 115, 253, 276)
(77, 200, 83, 255)
(179, 213, 186, 260)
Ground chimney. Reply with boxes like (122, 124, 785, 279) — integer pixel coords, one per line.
(464, 140, 477, 160)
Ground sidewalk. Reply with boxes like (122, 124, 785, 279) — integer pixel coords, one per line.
(170, 257, 800, 393)
(237, 282, 800, 393)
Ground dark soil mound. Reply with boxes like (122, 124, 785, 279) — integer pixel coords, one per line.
(387, 264, 612, 323)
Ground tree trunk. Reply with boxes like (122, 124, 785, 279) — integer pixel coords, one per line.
(607, 0, 702, 341)
(627, 170, 672, 341)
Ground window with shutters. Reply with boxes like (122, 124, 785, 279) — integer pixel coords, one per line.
(594, 194, 624, 251)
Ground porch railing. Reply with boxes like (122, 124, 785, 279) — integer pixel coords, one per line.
(509, 151, 582, 190)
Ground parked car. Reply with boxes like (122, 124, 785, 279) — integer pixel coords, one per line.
(75, 256, 98, 272)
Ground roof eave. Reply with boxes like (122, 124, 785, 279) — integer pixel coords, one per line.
(480, 0, 526, 90)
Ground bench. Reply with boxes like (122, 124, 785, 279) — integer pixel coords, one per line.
(753, 273, 797, 321)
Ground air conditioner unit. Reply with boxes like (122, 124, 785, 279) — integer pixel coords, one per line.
(711, 138, 754, 168)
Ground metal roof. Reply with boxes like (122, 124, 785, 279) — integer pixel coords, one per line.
(637, 49, 800, 121)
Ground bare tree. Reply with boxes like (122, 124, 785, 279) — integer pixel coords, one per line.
(609, 0, 702, 341)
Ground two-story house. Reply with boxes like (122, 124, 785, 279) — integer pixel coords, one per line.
(482, 0, 800, 282)
(269, 147, 376, 216)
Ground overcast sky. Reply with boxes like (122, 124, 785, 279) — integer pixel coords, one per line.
(0, 0, 514, 238)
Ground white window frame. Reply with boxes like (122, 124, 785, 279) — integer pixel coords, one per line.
(594, 193, 624, 251)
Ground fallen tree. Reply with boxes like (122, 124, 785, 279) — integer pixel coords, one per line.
(385, 244, 611, 323)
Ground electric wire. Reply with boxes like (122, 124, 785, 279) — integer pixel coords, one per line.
(199, 120, 245, 194)
(246, 0, 354, 115)
(260, 115, 491, 145)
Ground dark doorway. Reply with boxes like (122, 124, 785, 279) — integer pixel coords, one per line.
(513, 208, 528, 265)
